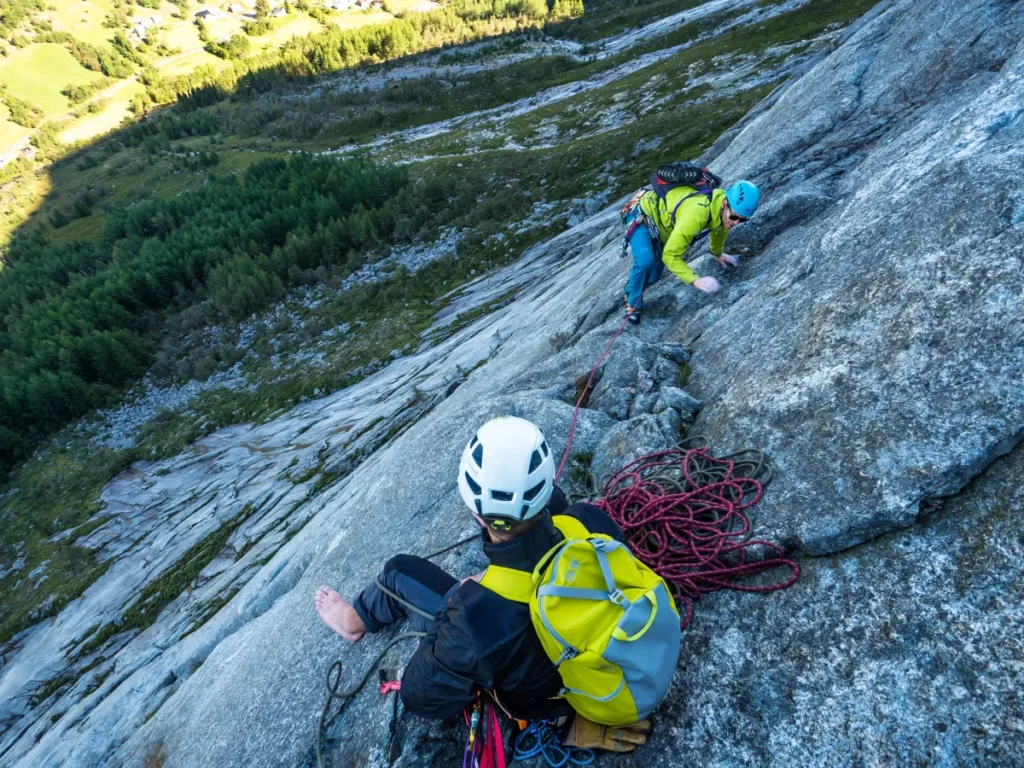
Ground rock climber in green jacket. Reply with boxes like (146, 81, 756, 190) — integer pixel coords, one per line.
(622, 177, 760, 323)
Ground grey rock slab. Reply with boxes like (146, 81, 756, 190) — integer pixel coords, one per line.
(656, 407, 684, 445)
(657, 342, 691, 366)
(643, 443, 1024, 768)
(649, 355, 681, 387)
(686, 0, 1024, 555)
(652, 387, 703, 417)
(628, 393, 658, 420)
(594, 386, 633, 421)
(6, 2, 1024, 765)
(590, 414, 674, 486)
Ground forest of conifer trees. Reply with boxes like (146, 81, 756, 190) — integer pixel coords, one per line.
(0, 156, 447, 470)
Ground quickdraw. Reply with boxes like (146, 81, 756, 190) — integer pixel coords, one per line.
(462, 694, 507, 768)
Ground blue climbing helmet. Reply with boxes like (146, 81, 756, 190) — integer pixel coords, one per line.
(725, 180, 760, 218)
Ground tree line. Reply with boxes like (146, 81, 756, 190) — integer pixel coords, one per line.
(145, 0, 555, 109)
(0, 156, 441, 471)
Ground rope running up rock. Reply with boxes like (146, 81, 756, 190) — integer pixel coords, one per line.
(580, 437, 799, 628)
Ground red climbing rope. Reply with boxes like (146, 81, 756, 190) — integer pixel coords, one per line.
(594, 446, 800, 628)
(555, 312, 634, 482)
(550, 295, 798, 626)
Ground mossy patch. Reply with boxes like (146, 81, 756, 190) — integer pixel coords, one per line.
(74, 503, 259, 659)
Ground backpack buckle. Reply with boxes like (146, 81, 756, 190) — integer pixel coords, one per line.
(608, 589, 628, 607)
(556, 646, 579, 666)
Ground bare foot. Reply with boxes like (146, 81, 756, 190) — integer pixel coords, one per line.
(315, 585, 366, 642)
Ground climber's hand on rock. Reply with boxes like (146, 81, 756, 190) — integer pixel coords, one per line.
(692, 276, 721, 294)
(716, 253, 738, 268)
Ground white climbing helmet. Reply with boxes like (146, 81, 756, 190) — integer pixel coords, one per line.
(458, 416, 555, 530)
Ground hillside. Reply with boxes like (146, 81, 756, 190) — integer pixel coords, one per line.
(0, 0, 453, 164)
(0, 0, 1022, 765)
(0, 0, 863, 656)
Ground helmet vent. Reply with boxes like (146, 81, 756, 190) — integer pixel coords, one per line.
(521, 504, 529, 518)
(474, 499, 482, 515)
(540, 441, 549, 457)
(523, 481, 545, 502)
(464, 472, 481, 495)
(472, 444, 484, 467)
(490, 490, 514, 501)
(470, 435, 478, 447)
(529, 450, 542, 473)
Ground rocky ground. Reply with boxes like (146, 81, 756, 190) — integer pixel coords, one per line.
(1, 0, 1022, 765)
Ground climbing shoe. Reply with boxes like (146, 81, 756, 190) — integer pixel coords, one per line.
(626, 309, 641, 325)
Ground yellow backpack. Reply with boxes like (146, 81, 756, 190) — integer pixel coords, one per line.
(480, 515, 681, 726)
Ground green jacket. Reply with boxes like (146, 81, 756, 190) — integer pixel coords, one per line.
(639, 187, 728, 284)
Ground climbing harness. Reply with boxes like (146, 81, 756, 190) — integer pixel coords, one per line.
(514, 722, 595, 767)
(463, 694, 507, 768)
(618, 189, 661, 258)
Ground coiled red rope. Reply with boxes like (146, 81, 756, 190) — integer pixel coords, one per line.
(592, 444, 800, 628)
(550, 297, 798, 626)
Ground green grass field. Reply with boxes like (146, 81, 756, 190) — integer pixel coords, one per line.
(159, 49, 228, 77)
(59, 82, 145, 144)
(160, 13, 207, 52)
(249, 14, 324, 51)
(328, 7, 394, 28)
(43, 0, 117, 48)
(0, 44, 106, 115)
(0, 106, 32, 151)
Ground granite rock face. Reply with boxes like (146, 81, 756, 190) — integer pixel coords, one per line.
(683, 0, 1024, 555)
(589, 414, 673, 486)
(2, 1, 1023, 766)
(290, 443, 1024, 768)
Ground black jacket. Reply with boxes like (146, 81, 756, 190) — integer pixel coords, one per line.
(400, 487, 626, 720)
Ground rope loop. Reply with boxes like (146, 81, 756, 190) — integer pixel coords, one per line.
(513, 722, 595, 767)
(316, 632, 427, 768)
(593, 445, 798, 628)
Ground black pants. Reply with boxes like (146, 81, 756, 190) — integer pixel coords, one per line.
(353, 555, 458, 633)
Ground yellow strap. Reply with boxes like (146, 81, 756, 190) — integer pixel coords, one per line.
(480, 516, 597, 603)
(551, 515, 589, 540)
(479, 564, 534, 603)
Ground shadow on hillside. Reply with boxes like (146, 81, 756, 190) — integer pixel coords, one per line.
(0, 11, 592, 474)
(6, 11, 588, 248)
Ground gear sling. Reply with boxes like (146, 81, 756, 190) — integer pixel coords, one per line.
(479, 515, 681, 726)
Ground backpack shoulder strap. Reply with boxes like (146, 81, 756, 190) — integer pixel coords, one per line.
(669, 188, 713, 228)
(551, 514, 589, 540)
(480, 516, 593, 602)
(479, 564, 534, 604)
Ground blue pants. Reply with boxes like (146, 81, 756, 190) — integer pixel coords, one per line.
(353, 554, 457, 633)
(624, 209, 663, 311)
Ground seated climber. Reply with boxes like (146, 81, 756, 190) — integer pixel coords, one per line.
(621, 165, 760, 324)
(314, 416, 650, 753)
